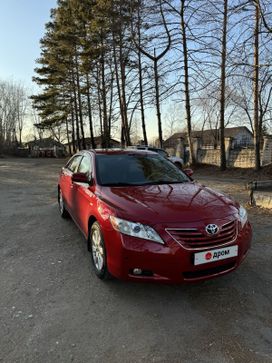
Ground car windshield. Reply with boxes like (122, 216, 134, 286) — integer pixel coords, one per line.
(95, 153, 190, 186)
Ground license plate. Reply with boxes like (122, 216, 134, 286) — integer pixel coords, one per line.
(194, 245, 238, 266)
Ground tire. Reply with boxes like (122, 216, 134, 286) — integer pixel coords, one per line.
(89, 222, 110, 280)
(58, 188, 69, 219)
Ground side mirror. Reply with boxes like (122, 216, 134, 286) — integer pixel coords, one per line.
(72, 172, 92, 184)
(184, 168, 194, 177)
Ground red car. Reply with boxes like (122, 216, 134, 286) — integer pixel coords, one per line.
(58, 149, 252, 283)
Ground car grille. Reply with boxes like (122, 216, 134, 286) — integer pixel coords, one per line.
(166, 220, 237, 250)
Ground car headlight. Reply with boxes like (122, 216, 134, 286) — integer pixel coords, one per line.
(238, 206, 247, 228)
(110, 216, 164, 244)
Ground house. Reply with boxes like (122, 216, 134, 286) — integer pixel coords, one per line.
(164, 127, 254, 150)
(25, 137, 66, 157)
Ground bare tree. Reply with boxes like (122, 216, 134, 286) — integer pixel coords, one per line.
(163, 103, 182, 138)
(132, 0, 171, 148)
(218, 0, 228, 170)
(0, 80, 28, 152)
(253, 2, 261, 170)
(15, 84, 28, 146)
(254, 0, 272, 33)
(136, 0, 148, 145)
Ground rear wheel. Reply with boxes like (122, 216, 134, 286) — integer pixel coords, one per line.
(58, 189, 69, 218)
(89, 222, 110, 280)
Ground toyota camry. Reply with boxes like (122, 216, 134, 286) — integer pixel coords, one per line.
(58, 149, 252, 283)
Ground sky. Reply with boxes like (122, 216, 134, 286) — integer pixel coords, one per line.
(0, 0, 171, 141)
(0, 0, 57, 90)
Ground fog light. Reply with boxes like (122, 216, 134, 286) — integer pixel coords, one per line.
(133, 268, 142, 275)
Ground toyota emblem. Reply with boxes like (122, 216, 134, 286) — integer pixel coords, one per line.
(205, 224, 219, 236)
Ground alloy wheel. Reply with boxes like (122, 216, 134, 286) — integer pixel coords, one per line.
(91, 227, 105, 272)
(59, 190, 64, 214)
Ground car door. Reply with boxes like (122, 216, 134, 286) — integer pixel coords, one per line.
(61, 155, 83, 214)
(72, 154, 95, 237)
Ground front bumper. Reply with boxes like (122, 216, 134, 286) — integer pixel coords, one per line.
(104, 221, 252, 284)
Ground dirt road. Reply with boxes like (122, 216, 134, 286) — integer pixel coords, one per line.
(0, 158, 271, 363)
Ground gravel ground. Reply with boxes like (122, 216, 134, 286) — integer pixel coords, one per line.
(0, 158, 271, 363)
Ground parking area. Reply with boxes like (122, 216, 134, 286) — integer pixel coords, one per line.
(0, 158, 271, 363)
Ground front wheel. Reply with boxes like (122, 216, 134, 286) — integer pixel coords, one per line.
(89, 222, 110, 280)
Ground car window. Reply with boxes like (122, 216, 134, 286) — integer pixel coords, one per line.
(78, 155, 92, 175)
(96, 153, 190, 186)
(66, 155, 82, 173)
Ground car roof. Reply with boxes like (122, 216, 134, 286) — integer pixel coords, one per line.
(81, 148, 158, 156)
(137, 146, 165, 152)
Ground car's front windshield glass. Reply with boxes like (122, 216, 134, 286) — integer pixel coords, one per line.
(96, 153, 190, 186)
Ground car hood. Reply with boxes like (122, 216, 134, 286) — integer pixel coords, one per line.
(98, 182, 239, 225)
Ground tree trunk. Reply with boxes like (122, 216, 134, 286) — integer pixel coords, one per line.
(113, 39, 125, 148)
(137, 4, 148, 145)
(70, 98, 76, 154)
(108, 70, 114, 139)
(18, 125, 22, 146)
(154, 55, 163, 148)
(138, 49, 148, 145)
(219, 0, 228, 171)
(86, 74, 96, 149)
(100, 46, 109, 148)
(75, 54, 86, 149)
(65, 117, 72, 155)
(71, 72, 81, 151)
(181, 0, 195, 165)
(120, 52, 131, 146)
(253, 3, 261, 170)
(96, 67, 103, 137)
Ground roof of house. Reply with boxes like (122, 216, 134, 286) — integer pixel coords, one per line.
(25, 137, 64, 148)
(164, 127, 253, 146)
